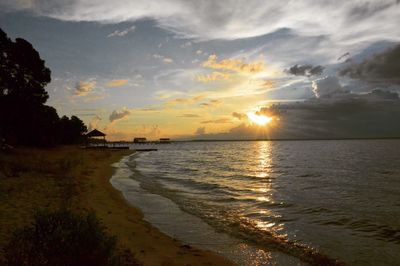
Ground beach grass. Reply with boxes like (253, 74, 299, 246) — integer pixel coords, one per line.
(0, 146, 233, 265)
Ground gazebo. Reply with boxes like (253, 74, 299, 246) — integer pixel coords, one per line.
(85, 129, 106, 147)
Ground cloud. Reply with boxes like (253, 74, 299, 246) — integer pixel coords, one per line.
(196, 71, 231, 82)
(199, 99, 222, 108)
(109, 108, 131, 122)
(166, 98, 188, 105)
(195, 127, 206, 135)
(260, 89, 400, 138)
(180, 41, 192, 48)
(179, 113, 200, 118)
(163, 57, 174, 64)
(153, 54, 163, 59)
(346, 1, 397, 23)
(74, 81, 96, 96)
(232, 112, 247, 120)
(256, 80, 275, 90)
(166, 95, 205, 106)
(88, 115, 102, 131)
(83, 93, 106, 102)
(202, 54, 264, 73)
(153, 54, 174, 64)
(191, 89, 400, 140)
(73, 113, 98, 117)
(286, 64, 324, 76)
(337, 52, 350, 61)
(106, 79, 129, 87)
(311, 76, 346, 98)
(138, 106, 164, 112)
(107, 25, 136, 37)
(105, 124, 161, 141)
(201, 118, 231, 124)
(2, 0, 33, 9)
(5, 1, 399, 43)
(339, 44, 400, 84)
(361, 89, 399, 101)
(73, 108, 103, 112)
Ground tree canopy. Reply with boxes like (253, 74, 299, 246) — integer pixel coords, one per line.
(0, 28, 87, 146)
(58, 115, 88, 145)
(0, 29, 50, 104)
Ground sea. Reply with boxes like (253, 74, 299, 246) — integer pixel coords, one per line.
(110, 140, 400, 265)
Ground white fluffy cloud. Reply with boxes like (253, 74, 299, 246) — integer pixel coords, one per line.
(107, 25, 136, 38)
(312, 76, 344, 98)
(3, 0, 399, 43)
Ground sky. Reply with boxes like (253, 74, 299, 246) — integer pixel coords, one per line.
(1, 0, 400, 140)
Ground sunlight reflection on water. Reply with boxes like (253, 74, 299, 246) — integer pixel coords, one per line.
(130, 139, 400, 265)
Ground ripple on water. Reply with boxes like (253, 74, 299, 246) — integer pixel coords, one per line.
(132, 140, 400, 265)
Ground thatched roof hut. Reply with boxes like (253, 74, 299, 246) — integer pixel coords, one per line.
(86, 129, 106, 138)
(85, 129, 106, 147)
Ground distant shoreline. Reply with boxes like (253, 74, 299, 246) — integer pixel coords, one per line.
(106, 137, 400, 145)
(180, 137, 400, 142)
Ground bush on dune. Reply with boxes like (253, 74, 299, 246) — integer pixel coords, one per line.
(3, 209, 120, 266)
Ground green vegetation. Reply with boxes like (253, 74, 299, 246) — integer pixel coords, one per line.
(3, 210, 119, 266)
(0, 29, 140, 265)
(0, 148, 140, 265)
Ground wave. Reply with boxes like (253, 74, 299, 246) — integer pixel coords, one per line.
(128, 140, 400, 265)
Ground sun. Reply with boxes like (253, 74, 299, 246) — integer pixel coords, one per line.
(247, 112, 273, 126)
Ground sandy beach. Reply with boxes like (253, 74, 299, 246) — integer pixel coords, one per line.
(0, 146, 234, 265)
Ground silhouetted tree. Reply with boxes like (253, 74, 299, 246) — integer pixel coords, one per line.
(0, 28, 55, 146)
(0, 29, 50, 105)
(58, 115, 87, 144)
(0, 28, 87, 146)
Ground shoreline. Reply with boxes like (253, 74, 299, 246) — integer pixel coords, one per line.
(0, 146, 234, 265)
(92, 150, 235, 265)
(110, 145, 345, 266)
(112, 151, 311, 266)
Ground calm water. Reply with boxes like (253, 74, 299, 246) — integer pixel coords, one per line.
(118, 140, 400, 265)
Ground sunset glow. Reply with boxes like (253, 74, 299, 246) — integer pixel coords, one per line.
(1, 1, 399, 141)
(1, 2, 400, 266)
(247, 112, 273, 126)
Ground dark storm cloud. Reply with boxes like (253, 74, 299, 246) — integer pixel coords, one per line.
(340, 44, 400, 84)
(286, 64, 324, 77)
(192, 88, 400, 140)
(261, 89, 400, 139)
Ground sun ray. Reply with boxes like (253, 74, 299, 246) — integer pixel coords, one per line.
(247, 112, 273, 126)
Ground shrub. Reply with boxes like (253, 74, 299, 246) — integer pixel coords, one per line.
(4, 209, 119, 266)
